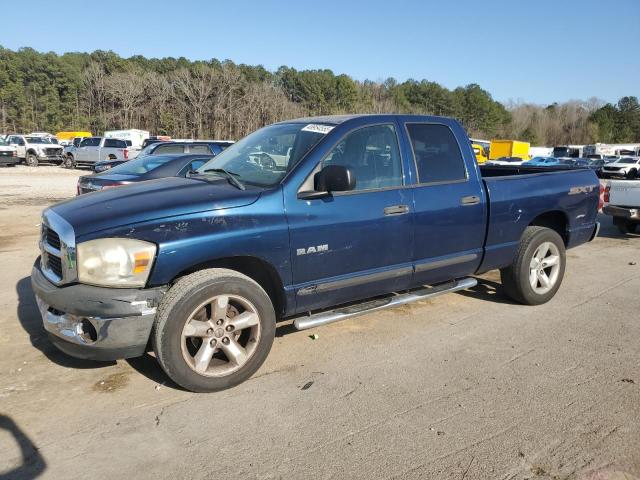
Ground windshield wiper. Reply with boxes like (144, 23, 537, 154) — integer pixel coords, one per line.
(199, 168, 246, 190)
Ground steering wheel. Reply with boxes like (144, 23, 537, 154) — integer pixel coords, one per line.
(255, 152, 277, 169)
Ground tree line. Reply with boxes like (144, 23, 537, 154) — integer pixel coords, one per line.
(1, 46, 639, 146)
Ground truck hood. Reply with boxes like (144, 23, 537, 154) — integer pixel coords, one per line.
(51, 176, 262, 237)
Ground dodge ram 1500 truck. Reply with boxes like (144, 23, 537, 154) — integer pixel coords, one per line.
(31, 114, 600, 392)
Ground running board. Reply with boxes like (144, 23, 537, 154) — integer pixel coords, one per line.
(293, 277, 477, 331)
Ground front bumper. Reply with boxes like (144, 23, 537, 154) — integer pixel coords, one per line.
(31, 263, 165, 361)
(36, 154, 63, 162)
(603, 205, 640, 220)
(0, 155, 18, 166)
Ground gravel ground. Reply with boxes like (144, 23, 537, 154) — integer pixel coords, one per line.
(0, 168, 639, 480)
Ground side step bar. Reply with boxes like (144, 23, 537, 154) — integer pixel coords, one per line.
(293, 277, 477, 331)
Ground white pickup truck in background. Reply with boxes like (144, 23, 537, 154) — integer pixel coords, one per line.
(64, 136, 129, 168)
(6, 134, 64, 166)
(603, 180, 640, 233)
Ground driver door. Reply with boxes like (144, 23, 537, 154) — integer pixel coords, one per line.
(9, 136, 26, 158)
(285, 123, 414, 313)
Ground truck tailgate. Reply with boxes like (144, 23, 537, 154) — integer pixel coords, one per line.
(608, 180, 640, 207)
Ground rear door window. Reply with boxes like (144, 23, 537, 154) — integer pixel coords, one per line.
(81, 137, 101, 147)
(405, 124, 467, 184)
(154, 144, 185, 154)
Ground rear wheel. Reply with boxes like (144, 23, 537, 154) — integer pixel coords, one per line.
(500, 226, 566, 305)
(25, 153, 38, 167)
(152, 268, 276, 392)
(614, 218, 638, 234)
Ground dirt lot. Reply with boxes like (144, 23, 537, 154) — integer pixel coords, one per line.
(1, 166, 639, 480)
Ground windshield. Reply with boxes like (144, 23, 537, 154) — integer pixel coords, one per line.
(25, 137, 47, 144)
(618, 157, 639, 164)
(137, 143, 161, 157)
(196, 123, 330, 187)
(106, 154, 193, 175)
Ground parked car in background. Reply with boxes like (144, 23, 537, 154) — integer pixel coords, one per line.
(486, 156, 527, 166)
(78, 154, 213, 194)
(601, 157, 640, 179)
(63, 137, 129, 169)
(587, 158, 606, 177)
(31, 114, 600, 392)
(92, 140, 232, 172)
(602, 180, 640, 233)
(0, 136, 18, 166)
(526, 156, 561, 166)
(136, 140, 234, 158)
(6, 134, 64, 166)
(560, 158, 590, 168)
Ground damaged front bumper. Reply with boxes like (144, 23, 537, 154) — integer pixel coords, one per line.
(31, 263, 165, 361)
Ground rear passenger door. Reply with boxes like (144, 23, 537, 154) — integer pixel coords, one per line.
(402, 122, 486, 286)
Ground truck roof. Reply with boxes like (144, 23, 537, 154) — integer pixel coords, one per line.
(279, 113, 456, 126)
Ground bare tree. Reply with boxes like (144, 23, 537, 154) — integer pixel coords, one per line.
(105, 70, 146, 127)
(172, 66, 218, 138)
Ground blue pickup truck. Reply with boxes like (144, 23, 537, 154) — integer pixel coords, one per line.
(31, 115, 600, 392)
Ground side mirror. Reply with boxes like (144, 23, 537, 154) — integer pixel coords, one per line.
(298, 165, 356, 200)
(314, 165, 356, 192)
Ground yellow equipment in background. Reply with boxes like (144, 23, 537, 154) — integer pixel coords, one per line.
(489, 140, 530, 160)
(56, 131, 92, 142)
(472, 143, 488, 164)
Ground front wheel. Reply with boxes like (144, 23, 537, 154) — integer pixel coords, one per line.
(25, 153, 38, 167)
(63, 155, 76, 169)
(500, 226, 566, 305)
(152, 268, 276, 392)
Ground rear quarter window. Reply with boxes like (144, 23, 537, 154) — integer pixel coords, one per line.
(189, 145, 213, 154)
(154, 144, 185, 154)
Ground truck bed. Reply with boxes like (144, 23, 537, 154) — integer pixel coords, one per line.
(476, 165, 600, 274)
(479, 164, 577, 177)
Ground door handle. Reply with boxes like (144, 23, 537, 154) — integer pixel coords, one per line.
(384, 205, 410, 216)
(460, 195, 480, 206)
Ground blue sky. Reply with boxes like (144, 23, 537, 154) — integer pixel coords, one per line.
(2, 0, 638, 105)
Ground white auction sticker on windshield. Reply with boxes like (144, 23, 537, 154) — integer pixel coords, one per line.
(301, 124, 334, 134)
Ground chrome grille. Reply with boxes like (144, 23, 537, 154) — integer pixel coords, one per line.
(40, 209, 77, 285)
(46, 254, 63, 278)
(44, 226, 61, 250)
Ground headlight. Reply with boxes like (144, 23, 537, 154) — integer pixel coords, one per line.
(77, 238, 156, 287)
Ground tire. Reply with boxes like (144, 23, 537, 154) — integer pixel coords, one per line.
(614, 218, 637, 234)
(500, 226, 566, 305)
(152, 268, 276, 392)
(26, 153, 38, 167)
(626, 169, 637, 180)
(63, 155, 76, 169)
